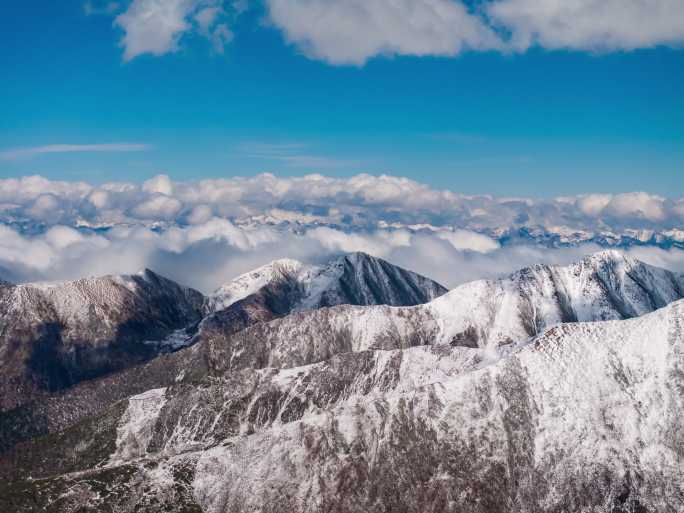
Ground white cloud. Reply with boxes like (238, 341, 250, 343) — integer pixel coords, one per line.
(0, 143, 151, 161)
(26, 194, 61, 220)
(88, 189, 110, 209)
(195, 6, 233, 52)
(673, 200, 684, 218)
(101, 0, 684, 64)
(264, 0, 684, 65)
(195, 6, 222, 32)
(131, 194, 183, 220)
(1, 219, 682, 294)
(44, 226, 87, 250)
(210, 23, 233, 53)
(115, 0, 198, 61)
(0, 174, 682, 235)
(266, 0, 501, 65)
(114, 0, 241, 60)
(487, 0, 684, 52)
(142, 174, 174, 196)
(604, 192, 667, 222)
(436, 229, 500, 253)
(576, 194, 613, 217)
(187, 204, 214, 224)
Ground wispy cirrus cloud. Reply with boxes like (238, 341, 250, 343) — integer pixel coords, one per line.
(83, 0, 120, 16)
(0, 143, 152, 161)
(238, 142, 362, 169)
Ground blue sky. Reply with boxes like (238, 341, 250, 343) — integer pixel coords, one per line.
(1, 0, 683, 197)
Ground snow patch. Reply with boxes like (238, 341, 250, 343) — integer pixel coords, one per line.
(110, 387, 167, 464)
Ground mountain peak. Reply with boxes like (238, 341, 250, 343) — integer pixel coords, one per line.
(339, 251, 374, 263)
(580, 249, 633, 266)
(208, 252, 447, 314)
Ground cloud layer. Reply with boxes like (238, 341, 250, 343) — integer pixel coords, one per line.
(1, 216, 683, 294)
(1, 174, 683, 234)
(109, 0, 684, 64)
(0, 173, 683, 291)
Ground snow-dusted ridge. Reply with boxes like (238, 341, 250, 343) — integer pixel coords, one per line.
(1, 250, 684, 512)
(0, 253, 446, 413)
(207, 258, 305, 312)
(195, 250, 684, 382)
(0, 268, 205, 410)
(186, 298, 684, 512)
(3, 293, 682, 512)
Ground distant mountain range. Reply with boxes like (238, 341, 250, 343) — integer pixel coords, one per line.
(3, 217, 684, 250)
(0, 250, 682, 512)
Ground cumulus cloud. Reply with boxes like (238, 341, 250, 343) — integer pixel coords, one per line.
(0, 174, 682, 291)
(114, 0, 242, 60)
(0, 174, 683, 236)
(115, 0, 197, 60)
(266, 0, 501, 65)
(187, 204, 214, 225)
(436, 229, 500, 253)
(131, 194, 183, 220)
(264, 0, 684, 65)
(487, 0, 684, 52)
(102, 0, 684, 64)
(142, 174, 174, 196)
(26, 194, 62, 221)
(576, 194, 613, 217)
(603, 192, 667, 222)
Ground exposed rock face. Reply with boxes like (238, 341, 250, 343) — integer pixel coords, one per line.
(2, 297, 682, 512)
(0, 270, 205, 411)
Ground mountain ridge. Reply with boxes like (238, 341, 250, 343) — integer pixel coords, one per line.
(2, 295, 681, 512)
(0, 252, 447, 450)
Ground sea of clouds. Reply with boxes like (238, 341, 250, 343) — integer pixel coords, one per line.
(0, 173, 683, 292)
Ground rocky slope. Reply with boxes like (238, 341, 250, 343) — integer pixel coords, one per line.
(0, 253, 446, 449)
(0, 270, 205, 411)
(1, 250, 683, 512)
(3, 250, 680, 444)
(2, 294, 682, 512)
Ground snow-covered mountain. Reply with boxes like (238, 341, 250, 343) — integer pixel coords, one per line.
(1, 250, 683, 512)
(0, 253, 446, 443)
(194, 250, 684, 376)
(2, 293, 682, 512)
(4, 251, 681, 438)
(206, 252, 448, 313)
(194, 252, 448, 360)
(0, 270, 204, 411)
